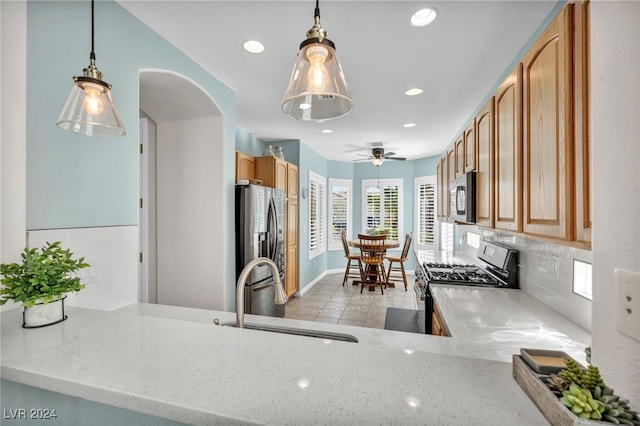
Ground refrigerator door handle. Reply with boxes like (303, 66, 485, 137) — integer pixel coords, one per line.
(267, 197, 278, 262)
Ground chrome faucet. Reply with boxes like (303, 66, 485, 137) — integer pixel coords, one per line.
(236, 257, 288, 328)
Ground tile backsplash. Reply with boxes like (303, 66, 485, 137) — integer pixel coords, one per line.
(458, 225, 592, 332)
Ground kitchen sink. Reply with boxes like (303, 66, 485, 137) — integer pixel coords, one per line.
(217, 321, 359, 343)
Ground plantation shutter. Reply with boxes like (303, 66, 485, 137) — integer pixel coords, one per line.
(329, 180, 351, 250)
(418, 181, 436, 245)
(362, 179, 403, 241)
(365, 185, 381, 231)
(383, 184, 399, 240)
(309, 172, 326, 258)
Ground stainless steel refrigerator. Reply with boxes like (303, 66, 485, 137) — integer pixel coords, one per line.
(235, 184, 286, 317)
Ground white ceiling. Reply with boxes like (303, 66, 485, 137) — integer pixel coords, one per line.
(118, 0, 558, 162)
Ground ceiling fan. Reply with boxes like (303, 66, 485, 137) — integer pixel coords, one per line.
(354, 147, 406, 166)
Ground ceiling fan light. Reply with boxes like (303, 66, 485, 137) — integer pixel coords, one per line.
(282, 1, 353, 122)
(371, 157, 384, 166)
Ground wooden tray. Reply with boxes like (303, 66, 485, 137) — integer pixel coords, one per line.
(520, 348, 572, 374)
(512, 355, 605, 426)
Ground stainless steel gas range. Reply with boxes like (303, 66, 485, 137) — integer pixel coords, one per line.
(414, 240, 519, 334)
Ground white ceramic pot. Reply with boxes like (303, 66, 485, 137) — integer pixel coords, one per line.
(22, 295, 67, 328)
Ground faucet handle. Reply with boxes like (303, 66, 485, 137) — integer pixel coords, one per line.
(213, 318, 220, 325)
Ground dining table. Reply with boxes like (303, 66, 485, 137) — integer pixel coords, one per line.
(348, 238, 400, 291)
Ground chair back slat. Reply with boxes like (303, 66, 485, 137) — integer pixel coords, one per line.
(401, 233, 413, 258)
(341, 230, 351, 256)
(357, 233, 386, 264)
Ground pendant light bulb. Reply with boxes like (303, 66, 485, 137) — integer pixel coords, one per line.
(307, 45, 330, 90)
(81, 83, 105, 115)
(282, 0, 353, 122)
(56, 0, 126, 137)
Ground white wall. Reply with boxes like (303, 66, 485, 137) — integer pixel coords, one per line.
(0, 0, 27, 313)
(156, 116, 225, 310)
(590, 1, 640, 406)
(460, 228, 593, 331)
(27, 227, 139, 311)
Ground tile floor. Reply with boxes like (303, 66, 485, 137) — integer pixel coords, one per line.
(284, 272, 417, 329)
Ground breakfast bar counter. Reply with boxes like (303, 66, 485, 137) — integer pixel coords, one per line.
(1, 302, 552, 425)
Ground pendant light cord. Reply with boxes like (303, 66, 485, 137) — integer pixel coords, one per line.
(90, 0, 95, 61)
(314, 0, 320, 19)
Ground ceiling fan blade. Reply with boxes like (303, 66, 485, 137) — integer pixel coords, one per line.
(352, 158, 372, 162)
(387, 156, 406, 161)
(355, 153, 372, 157)
(383, 151, 396, 157)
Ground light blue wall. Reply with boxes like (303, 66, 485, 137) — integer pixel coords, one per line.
(263, 142, 440, 292)
(1, 380, 186, 426)
(27, 0, 235, 229)
(235, 129, 265, 157)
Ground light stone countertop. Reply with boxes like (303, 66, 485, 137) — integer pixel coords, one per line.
(1, 302, 552, 425)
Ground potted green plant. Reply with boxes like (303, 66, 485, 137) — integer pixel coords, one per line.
(0, 241, 90, 328)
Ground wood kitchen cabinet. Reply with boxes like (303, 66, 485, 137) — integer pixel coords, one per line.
(235, 151, 255, 181)
(447, 148, 456, 184)
(455, 134, 465, 177)
(255, 156, 288, 191)
(432, 302, 449, 337)
(436, 160, 443, 219)
(573, 0, 591, 247)
(254, 155, 299, 297)
(475, 97, 494, 228)
(464, 119, 476, 172)
(522, 5, 574, 240)
(494, 66, 523, 233)
(285, 164, 299, 297)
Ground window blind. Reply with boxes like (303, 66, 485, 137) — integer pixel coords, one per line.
(328, 179, 352, 251)
(309, 172, 327, 258)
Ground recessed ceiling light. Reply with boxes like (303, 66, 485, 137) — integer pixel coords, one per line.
(403, 123, 416, 128)
(322, 129, 333, 134)
(410, 8, 438, 27)
(404, 88, 423, 96)
(242, 40, 264, 54)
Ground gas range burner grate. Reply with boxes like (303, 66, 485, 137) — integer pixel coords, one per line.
(424, 262, 476, 269)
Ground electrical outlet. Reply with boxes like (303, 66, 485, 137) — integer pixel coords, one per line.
(615, 268, 640, 341)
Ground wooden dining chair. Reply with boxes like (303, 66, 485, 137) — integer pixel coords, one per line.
(341, 230, 362, 286)
(385, 233, 413, 291)
(357, 233, 387, 294)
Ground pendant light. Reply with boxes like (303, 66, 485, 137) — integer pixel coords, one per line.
(56, 0, 126, 137)
(282, 0, 353, 122)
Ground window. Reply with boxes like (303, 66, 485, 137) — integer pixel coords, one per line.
(328, 179, 352, 251)
(309, 171, 327, 259)
(362, 179, 403, 241)
(573, 260, 592, 300)
(441, 222, 454, 253)
(414, 176, 437, 248)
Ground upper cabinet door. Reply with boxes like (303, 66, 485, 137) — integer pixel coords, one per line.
(475, 98, 494, 228)
(464, 120, 476, 172)
(286, 163, 299, 200)
(495, 66, 523, 233)
(455, 134, 465, 177)
(522, 5, 574, 240)
(573, 0, 591, 247)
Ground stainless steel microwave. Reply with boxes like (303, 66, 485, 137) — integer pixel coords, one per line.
(449, 171, 476, 224)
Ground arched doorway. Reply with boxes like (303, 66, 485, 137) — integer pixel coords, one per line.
(138, 70, 225, 310)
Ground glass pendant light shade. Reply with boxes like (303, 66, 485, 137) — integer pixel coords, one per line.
(56, 0, 126, 137)
(57, 75, 126, 137)
(282, 1, 353, 122)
